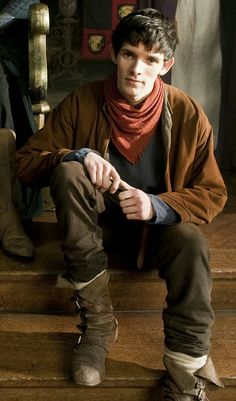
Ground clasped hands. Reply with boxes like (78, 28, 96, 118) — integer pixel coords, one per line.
(84, 151, 154, 221)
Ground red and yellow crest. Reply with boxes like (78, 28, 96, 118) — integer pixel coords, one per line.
(88, 34, 106, 53)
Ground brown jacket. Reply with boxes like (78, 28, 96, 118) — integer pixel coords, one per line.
(16, 80, 227, 225)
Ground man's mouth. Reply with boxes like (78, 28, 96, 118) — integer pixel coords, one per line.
(125, 77, 143, 85)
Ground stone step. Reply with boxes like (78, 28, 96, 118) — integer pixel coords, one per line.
(0, 312, 235, 400)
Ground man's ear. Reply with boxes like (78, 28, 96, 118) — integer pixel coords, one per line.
(159, 57, 175, 76)
(110, 45, 117, 64)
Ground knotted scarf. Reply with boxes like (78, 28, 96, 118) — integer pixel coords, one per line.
(104, 73, 164, 164)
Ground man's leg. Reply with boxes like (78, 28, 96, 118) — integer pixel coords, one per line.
(0, 128, 34, 258)
(145, 223, 224, 399)
(50, 161, 117, 386)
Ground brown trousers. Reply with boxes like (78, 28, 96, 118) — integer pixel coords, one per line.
(50, 161, 214, 357)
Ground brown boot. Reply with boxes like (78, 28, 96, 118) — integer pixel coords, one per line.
(0, 128, 35, 259)
(71, 270, 118, 386)
(1, 204, 35, 258)
(160, 355, 224, 400)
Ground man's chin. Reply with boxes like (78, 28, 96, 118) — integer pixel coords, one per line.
(126, 90, 150, 105)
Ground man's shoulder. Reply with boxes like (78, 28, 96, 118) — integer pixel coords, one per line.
(164, 83, 208, 120)
(164, 83, 196, 105)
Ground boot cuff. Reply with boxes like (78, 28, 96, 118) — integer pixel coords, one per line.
(195, 357, 224, 389)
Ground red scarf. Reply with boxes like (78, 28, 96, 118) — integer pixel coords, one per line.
(104, 74, 164, 164)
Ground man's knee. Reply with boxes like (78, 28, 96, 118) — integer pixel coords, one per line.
(171, 223, 209, 255)
(151, 223, 210, 276)
(51, 161, 89, 191)
(50, 161, 101, 209)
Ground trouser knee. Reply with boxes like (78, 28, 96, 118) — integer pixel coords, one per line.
(151, 223, 210, 278)
(52, 161, 91, 203)
(166, 223, 209, 255)
(51, 161, 105, 214)
(51, 161, 88, 192)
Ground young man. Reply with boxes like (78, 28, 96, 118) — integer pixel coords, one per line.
(16, 8, 226, 400)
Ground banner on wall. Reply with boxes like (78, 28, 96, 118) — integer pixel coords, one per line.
(81, 0, 137, 60)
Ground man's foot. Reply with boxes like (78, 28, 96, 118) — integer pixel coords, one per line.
(70, 271, 118, 386)
(159, 355, 224, 401)
(3, 235, 35, 259)
(71, 317, 118, 386)
(160, 371, 209, 400)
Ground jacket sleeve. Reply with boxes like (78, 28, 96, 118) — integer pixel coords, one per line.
(15, 92, 80, 187)
(159, 110, 227, 225)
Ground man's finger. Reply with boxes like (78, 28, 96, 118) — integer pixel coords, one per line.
(119, 179, 132, 190)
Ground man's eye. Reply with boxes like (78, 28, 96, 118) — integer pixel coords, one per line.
(148, 57, 158, 64)
(123, 52, 133, 59)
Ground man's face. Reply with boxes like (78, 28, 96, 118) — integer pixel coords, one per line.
(111, 41, 174, 105)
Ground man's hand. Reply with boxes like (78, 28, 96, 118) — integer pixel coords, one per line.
(118, 180, 155, 221)
(84, 152, 120, 193)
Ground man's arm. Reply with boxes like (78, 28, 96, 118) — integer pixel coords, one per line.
(159, 131, 227, 224)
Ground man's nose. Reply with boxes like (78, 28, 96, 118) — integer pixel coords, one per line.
(131, 59, 144, 74)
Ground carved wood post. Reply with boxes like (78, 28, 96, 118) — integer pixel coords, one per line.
(29, 3, 50, 130)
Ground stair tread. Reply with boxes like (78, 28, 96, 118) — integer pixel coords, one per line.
(0, 211, 236, 276)
(0, 261, 235, 312)
(0, 387, 234, 401)
(0, 312, 235, 383)
(0, 209, 236, 279)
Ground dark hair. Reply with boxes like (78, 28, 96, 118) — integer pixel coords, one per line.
(112, 8, 178, 60)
